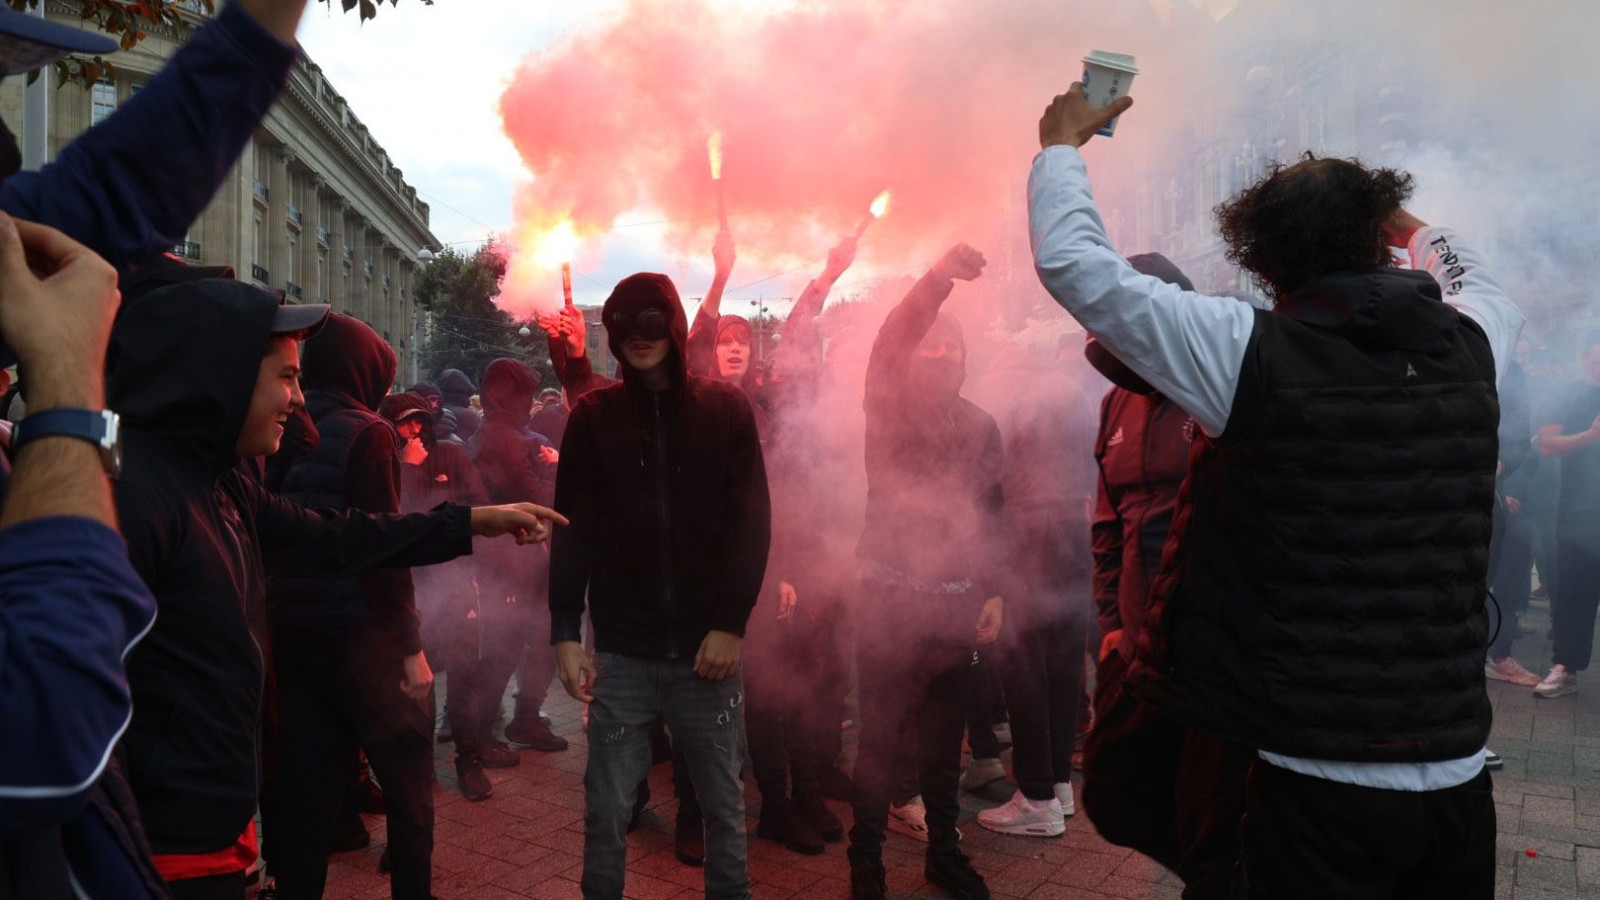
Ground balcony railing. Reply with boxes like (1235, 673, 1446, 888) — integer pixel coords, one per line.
(363, 261, 374, 277)
(252, 180, 269, 205)
(172, 240, 201, 260)
(251, 263, 270, 284)
(342, 244, 353, 261)
(317, 226, 330, 246)
(285, 281, 303, 299)
(383, 274, 392, 288)
(286, 203, 303, 226)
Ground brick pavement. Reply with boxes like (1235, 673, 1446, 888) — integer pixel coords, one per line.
(310, 593, 1600, 900)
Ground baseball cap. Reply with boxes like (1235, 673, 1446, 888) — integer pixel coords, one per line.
(271, 302, 330, 340)
(0, 7, 119, 76)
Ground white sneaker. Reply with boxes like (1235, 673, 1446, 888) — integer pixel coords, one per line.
(992, 722, 1012, 744)
(888, 796, 962, 843)
(1486, 656, 1541, 687)
(959, 757, 1006, 791)
(1485, 749, 1504, 770)
(1052, 782, 1076, 817)
(1534, 664, 1577, 699)
(977, 791, 1065, 837)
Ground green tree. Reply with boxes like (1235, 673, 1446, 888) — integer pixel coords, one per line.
(415, 239, 550, 387)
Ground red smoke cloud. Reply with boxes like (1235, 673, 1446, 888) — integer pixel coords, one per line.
(495, 0, 1217, 316)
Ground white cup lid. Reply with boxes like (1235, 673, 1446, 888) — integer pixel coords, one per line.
(1082, 50, 1138, 74)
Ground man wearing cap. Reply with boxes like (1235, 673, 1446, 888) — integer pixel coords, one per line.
(550, 273, 770, 900)
(106, 281, 565, 900)
(0, 0, 308, 364)
(1032, 88, 1517, 896)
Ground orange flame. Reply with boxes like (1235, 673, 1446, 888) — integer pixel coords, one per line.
(708, 131, 724, 180)
(531, 220, 580, 267)
(869, 190, 891, 219)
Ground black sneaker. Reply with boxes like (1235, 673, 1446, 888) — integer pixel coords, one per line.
(794, 794, 844, 842)
(925, 849, 989, 900)
(255, 877, 279, 900)
(785, 810, 825, 855)
(849, 858, 888, 900)
(329, 812, 370, 853)
(504, 717, 569, 752)
(479, 741, 521, 769)
(675, 813, 705, 867)
(755, 798, 791, 843)
(456, 757, 493, 801)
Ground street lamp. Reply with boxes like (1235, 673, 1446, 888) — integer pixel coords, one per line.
(518, 325, 532, 337)
(412, 248, 437, 384)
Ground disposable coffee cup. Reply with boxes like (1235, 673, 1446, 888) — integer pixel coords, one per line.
(1081, 50, 1139, 137)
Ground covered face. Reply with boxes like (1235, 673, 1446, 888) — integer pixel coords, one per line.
(910, 313, 966, 399)
(602, 272, 690, 385)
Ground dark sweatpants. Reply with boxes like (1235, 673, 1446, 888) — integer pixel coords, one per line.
(1082, 651, 1252, 900)
(849, 586, 978, 862)
(1553, 522, 1600, 672)
(269, 629, 435, 900)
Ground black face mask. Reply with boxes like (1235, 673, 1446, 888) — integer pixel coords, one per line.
(618, 307, 670, 343)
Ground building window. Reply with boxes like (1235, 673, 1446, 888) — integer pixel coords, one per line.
(286, 236, 296, 283)
(90, 81, 116, 126)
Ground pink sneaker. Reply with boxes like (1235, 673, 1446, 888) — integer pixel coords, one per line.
(1486, 657, 1541, 687)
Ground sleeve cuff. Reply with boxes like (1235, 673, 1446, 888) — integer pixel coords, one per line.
(550, 613, 584, 645)
(709, 605, 753, 638)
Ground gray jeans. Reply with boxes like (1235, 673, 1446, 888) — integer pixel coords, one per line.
(582, 652, 749, 900)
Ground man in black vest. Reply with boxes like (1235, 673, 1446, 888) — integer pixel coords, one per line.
(1030, 89, 1521, 898)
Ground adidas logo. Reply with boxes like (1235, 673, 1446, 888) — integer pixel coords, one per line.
(1107, 426, 1125, 447)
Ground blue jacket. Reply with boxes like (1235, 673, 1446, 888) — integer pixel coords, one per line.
(0, 518, 165, 900)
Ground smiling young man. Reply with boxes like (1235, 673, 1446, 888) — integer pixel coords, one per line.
(106, 279, 563, 900)
(551, 272, 770, 900)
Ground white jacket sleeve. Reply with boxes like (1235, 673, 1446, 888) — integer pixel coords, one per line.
(1028, 146, 1253, 438)
(1408, 227, 1523, 385)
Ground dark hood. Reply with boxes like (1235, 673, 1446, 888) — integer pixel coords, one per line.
(301, 313, 396, 413)
(107, 279, 281, 475)
(407, 381, 442, 408)
(381, 391, 438, 448)
(438, 368, 476, 407)
(909, 312, 967, 402)
(480, 357, 540, 424)
(1277, 267, 1459, 354)
(602, 273, 690, 389)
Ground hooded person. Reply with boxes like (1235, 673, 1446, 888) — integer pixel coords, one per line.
(261, 314, 451, 900)
(549, 272, 770, 900)
(106, 282, 563, 900)
(455, 358, 567, 800)
(407, 381, 442, 414)
(848, 244, 1008, 900)
(1075, 254, 1256, 900)
(529, 386, 569, 443)
(438, 369, 478, 428)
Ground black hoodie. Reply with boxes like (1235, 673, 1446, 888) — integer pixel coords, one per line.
(549, 274, 771, 658)
(857, 272, 1007, 599)
(107, 282, 474, 856)
(266, 314, 426, 653)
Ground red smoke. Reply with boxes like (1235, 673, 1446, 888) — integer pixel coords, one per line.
(496, 0, 1217, 316)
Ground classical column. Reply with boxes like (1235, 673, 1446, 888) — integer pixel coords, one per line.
(267, 147, 291, 293)
(299, 174, 324, 303)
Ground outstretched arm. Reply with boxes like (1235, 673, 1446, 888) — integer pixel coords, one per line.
(777, 237, 857, 380)
(863, 243, 985, 415)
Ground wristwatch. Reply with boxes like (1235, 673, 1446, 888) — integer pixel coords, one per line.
(12, 408, 123, 479)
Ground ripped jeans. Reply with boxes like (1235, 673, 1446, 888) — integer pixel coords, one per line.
(582, 652, 749, 900)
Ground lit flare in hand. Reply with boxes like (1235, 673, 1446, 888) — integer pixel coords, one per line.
(709, 131, 729, 231)
(854, 189, 892, 238)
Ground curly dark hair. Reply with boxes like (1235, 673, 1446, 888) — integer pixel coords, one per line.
(1216, 153, 1415, 299)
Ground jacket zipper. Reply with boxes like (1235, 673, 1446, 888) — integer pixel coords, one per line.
(651, 393, 678, 658)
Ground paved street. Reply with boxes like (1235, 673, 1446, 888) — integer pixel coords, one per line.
(309, 593, 1600, 900)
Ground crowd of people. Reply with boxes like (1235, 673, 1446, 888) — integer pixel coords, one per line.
(0, 4, 1575, 900)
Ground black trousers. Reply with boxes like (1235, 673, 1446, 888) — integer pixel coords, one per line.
(966, 652, 1003, 761)
(165, 872, 247, 900)
(1488, 501, 1535, 659)
(1082, 651, 1252, 900)
(1553, 524, 1600, 671)
(849, 587, 977, 860)
(744, 604, 843, 805)
(449, 592, 534, 759)
(999, 594, 1087, 801)
(269, 629, 435, 900)
(1241, 762, 1495, 900)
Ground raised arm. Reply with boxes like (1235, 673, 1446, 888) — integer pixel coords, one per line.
(0, 2, 302, 276)
(863, 244, 985, 414)
(776, 237, 857, 381)
(1389, 211, 1524, 384)
(687, 230, 738, 377)
(541, 306, 614, 399)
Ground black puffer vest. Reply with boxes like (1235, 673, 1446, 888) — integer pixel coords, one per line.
(1127, 267, 1498, 763)
(268, 401, 385, 634)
